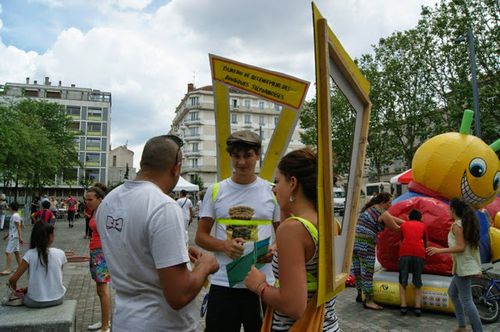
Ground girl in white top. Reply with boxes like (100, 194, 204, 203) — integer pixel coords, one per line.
(9, 221, 67, 308)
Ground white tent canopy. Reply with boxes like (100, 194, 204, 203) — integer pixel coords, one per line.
(173, 176, 199, 192)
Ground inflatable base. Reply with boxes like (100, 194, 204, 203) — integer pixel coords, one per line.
(372, 271, 454, 313)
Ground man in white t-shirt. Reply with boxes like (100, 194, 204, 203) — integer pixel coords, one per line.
(177, 190, 193, 229)
(96, 135, 219, 332)
(196, 130, 280, 332)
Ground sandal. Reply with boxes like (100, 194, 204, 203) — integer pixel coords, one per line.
(363, 302, 383, 310)
(400, 306, 408, 315)
(414, 308, 421, 317)
(0, 270, 11, 276)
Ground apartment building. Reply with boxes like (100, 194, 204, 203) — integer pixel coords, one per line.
(1, 77, 111, 194)
(169, 84, 304, 187)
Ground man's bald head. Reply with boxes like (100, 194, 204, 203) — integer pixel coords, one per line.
(140, 135, 181, 172)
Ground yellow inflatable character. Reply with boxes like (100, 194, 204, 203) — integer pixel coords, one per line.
(412, 110, 500, 208)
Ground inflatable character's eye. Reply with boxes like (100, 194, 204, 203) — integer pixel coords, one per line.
(469, 158, 486, 178)
(494, 172, 500, 191)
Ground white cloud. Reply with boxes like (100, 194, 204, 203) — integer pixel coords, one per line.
(0, 0, 439, 168)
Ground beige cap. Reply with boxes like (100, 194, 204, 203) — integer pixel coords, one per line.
(226, 130, 261, 146)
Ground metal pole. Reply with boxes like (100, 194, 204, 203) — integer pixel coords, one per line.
(259, 125, 263, 168)
(467, 29, 481, 138)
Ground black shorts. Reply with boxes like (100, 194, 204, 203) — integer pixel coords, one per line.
(398, 256, 424, 287)
(67, 210, 75, 221)
(205, 284, 262, 332)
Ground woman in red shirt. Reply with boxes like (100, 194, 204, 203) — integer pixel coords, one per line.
(85, 186, 110, 332)
(398, 209, 428, 317)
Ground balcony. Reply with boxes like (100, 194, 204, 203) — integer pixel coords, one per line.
(184, 150, 202, 157)
(184, 134, 201, 142)
(184, 118, 202, 125)
(87, 131, 101, 136)
(86, 146, 101, 152)
(87, 115, 103, 121)
(85, 161, 100, 167)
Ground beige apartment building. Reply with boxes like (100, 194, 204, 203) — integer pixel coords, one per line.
(170, 84, 304, 187)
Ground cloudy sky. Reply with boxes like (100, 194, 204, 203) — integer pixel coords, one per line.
(0, 0, 439, 168)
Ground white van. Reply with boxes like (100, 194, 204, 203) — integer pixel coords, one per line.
(333, 187, 346, 216)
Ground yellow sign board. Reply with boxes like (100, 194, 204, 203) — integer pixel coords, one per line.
(210, 54, 309, 181)
(210, 55, 309, 110)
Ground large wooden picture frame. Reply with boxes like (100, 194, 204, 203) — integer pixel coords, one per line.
(312, 3, 372, 305)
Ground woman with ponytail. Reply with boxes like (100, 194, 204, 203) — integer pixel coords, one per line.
(352, 192, 404, 310)
(427, 198, 483, 332)
(8, 221, 67, 307)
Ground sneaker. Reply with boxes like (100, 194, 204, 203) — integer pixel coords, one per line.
(88, 322, 101, 330)
(400, 307, 408, 315)
(414, 308, 421, 317)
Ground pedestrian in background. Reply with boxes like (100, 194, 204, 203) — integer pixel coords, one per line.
(1, 202, 24, 275)
(0, 194, 7, 230)
(427, 198, 483, 332)
(65, 196, 77, 228)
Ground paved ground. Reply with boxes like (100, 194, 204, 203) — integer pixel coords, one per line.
(1, 218, 499, 331)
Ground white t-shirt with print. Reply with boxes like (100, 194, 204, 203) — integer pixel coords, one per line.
(96, 180, 196, 332)
(9, 213, 21, 238)
(177, 197, 193, 223)
(200, 177, 279, 288)
(23, 248, 67, 302)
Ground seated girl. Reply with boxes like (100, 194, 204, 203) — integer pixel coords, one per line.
(8, 221, 67, 308)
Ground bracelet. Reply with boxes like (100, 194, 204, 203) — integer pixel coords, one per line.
(259, 283, 270, 298)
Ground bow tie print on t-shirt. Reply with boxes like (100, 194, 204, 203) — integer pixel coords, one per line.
(106, 216, 124, 232)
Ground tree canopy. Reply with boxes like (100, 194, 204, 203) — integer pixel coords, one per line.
(0, 99, 80, 197)
(300, 0, 499, 181)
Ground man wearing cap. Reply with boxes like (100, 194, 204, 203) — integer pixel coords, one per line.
(196, 130, 280, 332)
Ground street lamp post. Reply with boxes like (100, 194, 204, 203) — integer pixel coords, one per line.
(455, 29, 481, 138)
(258, 125, 263, 168)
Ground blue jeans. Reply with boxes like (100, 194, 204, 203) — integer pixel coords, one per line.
(448, 275, 483, 332)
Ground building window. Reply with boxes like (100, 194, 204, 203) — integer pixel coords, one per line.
(259, 115, 265, 126)
(274, 116, 279, 125)
(85, 169, 100, 181)
(231, 113, 238, 124)
(67, 106, 81, 118)
(86, 137, 101, 151)
(87, 108, 103, 120)
(192, 159, 198, 168)
(189, 127, 199, 136)
(24, 89, 38, 97)
(190, 96, 199, 106)
(46, 90, 61, 99)
(190, 111, 199, 121)
(274, 103, 281, 111)
(87, 122, 102, 135)
(112, 155, 117, 167)
(244, 99, 251, 108)
(68, 122, 80, 132)
(259, 101, 264, 110)
(86, 153, 100, 166)
(192, 143, 199, 152)
(245, 114, 251, 124)
(232, 99, 238, 108)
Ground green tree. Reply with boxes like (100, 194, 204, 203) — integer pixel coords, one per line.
(0, 99, 80, 197)
(191, 174, 205, 191)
